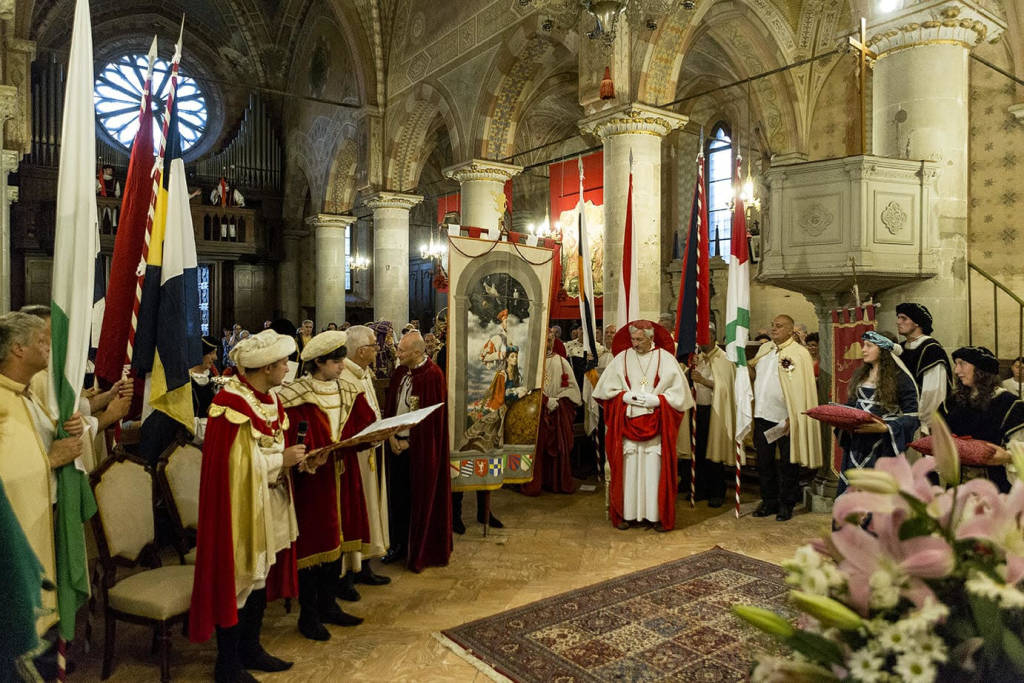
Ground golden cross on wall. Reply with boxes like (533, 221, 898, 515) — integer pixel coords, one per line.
(848, 17, 877, 156)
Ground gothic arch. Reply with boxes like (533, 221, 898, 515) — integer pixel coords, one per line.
(473, 16, 579, 161)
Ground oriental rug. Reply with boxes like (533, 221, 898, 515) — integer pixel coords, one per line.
(436, 547, 794, 682)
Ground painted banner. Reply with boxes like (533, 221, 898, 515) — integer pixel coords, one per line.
(549, 151, 604, 319)
(830, 306, 877, 472)
(446, 235, 555, 490)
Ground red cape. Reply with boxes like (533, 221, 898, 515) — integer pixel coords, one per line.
(599, 393, 683, 529)
(189, 378, 298, 643)
(284, 394, 376, 564)
(521, 396, 577, 495)
(553, 338, 567, 358)
(384, 359, 452, 573)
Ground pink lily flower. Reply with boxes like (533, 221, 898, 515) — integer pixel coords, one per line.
(956, 480, 1024, 572)
(874, 454, 941, 502)
(832, 511, 954, 615)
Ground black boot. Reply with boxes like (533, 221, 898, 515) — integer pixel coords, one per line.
(452, 492, 466, 535)
(475, 491, 503, 528)
(320, 561, 363, 627)
(215, 625, 256, 683)
(238, 589, 293, 672)
(354, 560, 391, 586)
(297, 567, 329, 641)
(336, 568, 361, 602)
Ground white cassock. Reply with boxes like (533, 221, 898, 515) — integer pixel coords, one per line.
(593, 346, 693, 522)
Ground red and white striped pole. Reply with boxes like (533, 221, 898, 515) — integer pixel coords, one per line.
(735, 444, 743, 518)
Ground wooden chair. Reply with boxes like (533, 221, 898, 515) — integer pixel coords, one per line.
(90, 453, 194, 682)
(156, 439, 203, 565)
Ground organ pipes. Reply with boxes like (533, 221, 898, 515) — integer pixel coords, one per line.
(195, 92, 282, 191)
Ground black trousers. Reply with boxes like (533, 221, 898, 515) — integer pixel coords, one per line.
(387, 449, 410, 551)
(753, 417, 801, 508)
(694, 405, 725, 500)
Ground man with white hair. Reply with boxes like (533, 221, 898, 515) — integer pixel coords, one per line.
(340, 325, 392, 586)
(189, 329, 306, 681)
(0, 312, 84, 640)
(383, 331, 452, 572)
(593, 320, 694, 531)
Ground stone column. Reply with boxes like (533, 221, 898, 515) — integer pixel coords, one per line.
(867, 2, 1003, 347)
(442, 159, 522, 235)
(579, 103, 688, 325)
(805, 293, 842, 512)
(305, 213, 355, 328)
(276, 226, 306, 323)
(365, 192, 422, 325)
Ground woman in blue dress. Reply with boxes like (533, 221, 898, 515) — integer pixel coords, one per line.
(836, 331, 920, 496)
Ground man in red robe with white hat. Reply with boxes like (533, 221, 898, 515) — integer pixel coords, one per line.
(594, 320, 693, 531)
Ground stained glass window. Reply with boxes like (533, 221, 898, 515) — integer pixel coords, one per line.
(197, 264, 211, 336)
(94, 54, 207, 152)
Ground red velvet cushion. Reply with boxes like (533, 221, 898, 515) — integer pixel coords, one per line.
(804, 404, 881, 430)
(908, 435, 999, 466)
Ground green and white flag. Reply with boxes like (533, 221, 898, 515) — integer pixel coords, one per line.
(47, 0, 99, 641)
(726, 156, 753, 459)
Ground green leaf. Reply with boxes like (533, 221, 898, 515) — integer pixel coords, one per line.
(898, 515, 936, 540)
(786, 630, 846, 666)
(969, 594, 1002, 663)
(1002, 629, 1024, 674)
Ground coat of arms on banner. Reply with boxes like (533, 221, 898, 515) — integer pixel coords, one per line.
(446, 235, 554, 491)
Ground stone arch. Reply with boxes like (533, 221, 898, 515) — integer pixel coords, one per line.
(323, 137, 359, 213)
(288, 115, 357, 213)
(473, 15, 579, 161)
(384, 82, 463, 191)
(676, 3, 803, 156)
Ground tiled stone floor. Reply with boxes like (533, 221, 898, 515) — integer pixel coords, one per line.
(74, 483, 827, 681)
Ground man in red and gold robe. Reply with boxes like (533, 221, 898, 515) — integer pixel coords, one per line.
(383, 331, 452, 573)
(278, 331, 377, 641)
(522, 328, 582, 495)
(189, 330, 305, 682)
(593, 321, 693, 531)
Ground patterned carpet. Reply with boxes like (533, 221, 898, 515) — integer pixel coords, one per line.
(437, 547, 794, 682)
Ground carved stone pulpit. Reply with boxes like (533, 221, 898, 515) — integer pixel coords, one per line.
(758, 155, 939, 296)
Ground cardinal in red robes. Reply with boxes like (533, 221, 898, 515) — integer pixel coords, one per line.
(522, 328, 582, 495)
(189, 330, 305, 682)
(278, 330, 378, 641)
(382, 331, 452, 573)
(593, 321, 693, 531)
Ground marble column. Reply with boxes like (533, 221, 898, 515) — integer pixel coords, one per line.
(579, 103, 688, 326)
(867, 2, 1003, 347)
(276, 226, 306, 323)
(442, 159, 522, 235)
(365, 192, 422, 325)
(305, 213, 355, 328)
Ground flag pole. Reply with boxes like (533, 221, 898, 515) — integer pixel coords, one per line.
(126, 23, 183, 376)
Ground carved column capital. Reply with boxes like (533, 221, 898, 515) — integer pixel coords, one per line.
(304, 213, 356, 231)
(0, 86, 19, 124)
(442, 159, 522, 185)
(578, 102, 688, 141)
(866, 1, 1005, 56)
(364, 191, 423, 212)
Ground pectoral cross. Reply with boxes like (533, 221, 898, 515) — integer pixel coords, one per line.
(848, 17, 877, 155)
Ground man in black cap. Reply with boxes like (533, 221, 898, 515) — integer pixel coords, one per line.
(895, 302, 951, 426)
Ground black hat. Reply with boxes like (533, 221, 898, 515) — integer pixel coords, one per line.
(270, 318, 297, 336)
(895, 302, 933, 335)
(952, 346, 1000, 375)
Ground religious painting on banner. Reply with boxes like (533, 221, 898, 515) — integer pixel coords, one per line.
(830, 306, 877, 473)
(447, 234, 555, 490)
(549, 151, 604, 319)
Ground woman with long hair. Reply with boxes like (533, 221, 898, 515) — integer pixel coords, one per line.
(941, 346, 1024, 492)
(836, 331, 920, 496)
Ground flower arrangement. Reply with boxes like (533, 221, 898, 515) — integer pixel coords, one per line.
(734, 415, 1024, 682)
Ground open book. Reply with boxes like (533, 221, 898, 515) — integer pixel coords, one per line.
(303, 403, 444, 464)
